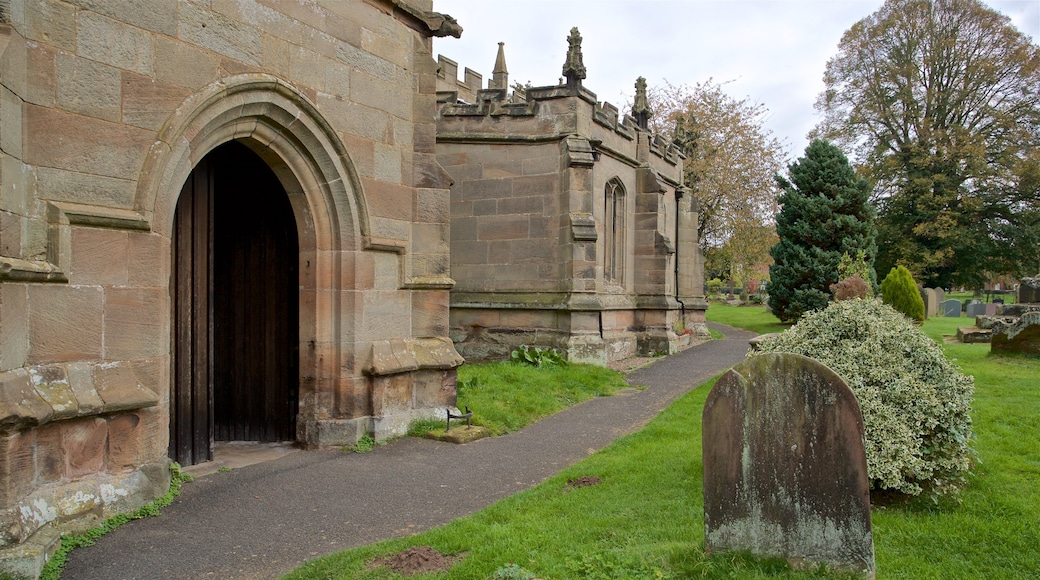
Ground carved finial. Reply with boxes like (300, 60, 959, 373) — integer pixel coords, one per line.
(562, 27, 586, 88)
(673, 114, 686, 146)
(490, 42, 509, 90)
(633, 77, 651, 130)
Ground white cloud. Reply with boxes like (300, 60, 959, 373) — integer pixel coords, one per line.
(434, 0, 1039, 160)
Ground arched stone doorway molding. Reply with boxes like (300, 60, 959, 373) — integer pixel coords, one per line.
(139, 74, 363, 450)
(140, 74, 460, 448)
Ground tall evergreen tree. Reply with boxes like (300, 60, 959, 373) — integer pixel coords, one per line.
(769, 140, 877, 322)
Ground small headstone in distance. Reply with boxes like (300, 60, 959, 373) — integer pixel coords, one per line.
(702, 352, 875, 577)
(1019, 277, 1040, 304)
(941, 299, 962, 317)
(921, 288, 938, 318)
(966, 302, 986, 318)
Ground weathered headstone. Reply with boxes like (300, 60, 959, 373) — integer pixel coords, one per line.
(1019, 277, 1040, 304)
(941, 299, 962, 317)
(920, 288, 938, 318)
(966, 301, 986, 318)
(934, 287, 946, 305)
(985, 303, 998, 316)
(702, 353, 875, 576)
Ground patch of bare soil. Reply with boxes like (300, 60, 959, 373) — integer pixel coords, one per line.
(566, 475, 602, 489)
(372, 546, 464, 576)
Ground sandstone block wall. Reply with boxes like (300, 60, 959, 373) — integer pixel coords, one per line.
(0, 0, 462, 572)
(436, 50, 707, 363)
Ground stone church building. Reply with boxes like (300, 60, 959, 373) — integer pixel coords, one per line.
(0, 1, 705, 575)
(436, 32, 707, 364)
(0, 0, 464, 574)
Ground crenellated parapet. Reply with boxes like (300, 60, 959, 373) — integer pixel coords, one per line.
(435, 54, 486, 104)
(436, 62, 683, 168)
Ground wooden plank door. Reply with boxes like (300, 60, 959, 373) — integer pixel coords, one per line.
(211, 142, 299, 443)
(170, 159, 214, 466)
(170, 141, 299, 466)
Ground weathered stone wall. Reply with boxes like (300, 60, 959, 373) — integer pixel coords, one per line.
(0, 0, 462, 573)
(441, 139, 563, 293)
(436, 43, 707, 364)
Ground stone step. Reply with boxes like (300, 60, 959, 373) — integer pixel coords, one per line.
(957, 326, 992, 344)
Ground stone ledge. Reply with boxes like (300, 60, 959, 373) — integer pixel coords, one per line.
(0, 257, 68, 284)
(368, 337, 464, 376)
(0, 361, 160, 433)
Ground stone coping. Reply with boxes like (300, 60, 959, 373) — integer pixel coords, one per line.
(368, 337, 465, 376)
(0, 361, 159, 433)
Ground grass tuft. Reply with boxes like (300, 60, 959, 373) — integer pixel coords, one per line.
(40, 463, 193, 580)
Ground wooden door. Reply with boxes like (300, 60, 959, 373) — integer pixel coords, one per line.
(170, 159, 214, 466)
(170, 141, 299, 466)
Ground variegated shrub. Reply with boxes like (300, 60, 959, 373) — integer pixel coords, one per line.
(754, 299, 975, 496)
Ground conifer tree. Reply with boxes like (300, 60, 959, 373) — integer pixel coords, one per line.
(880, 265, 926, 322)
(768, 140, 877, 322)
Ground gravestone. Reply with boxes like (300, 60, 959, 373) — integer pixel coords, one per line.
(934, 288, 946, 305)
(1019, 277, 1040, 304)
(985, 303, 998, 316)
(966, 301, 986, 318)
(702, 353, 875, 576)
(941, 299, 962, 317)
(920, 288, 938, 318)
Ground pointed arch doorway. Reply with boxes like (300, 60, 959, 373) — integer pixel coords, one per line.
(169, 140, 300, 466)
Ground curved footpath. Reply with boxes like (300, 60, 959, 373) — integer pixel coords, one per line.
(63, 323, 755, 579)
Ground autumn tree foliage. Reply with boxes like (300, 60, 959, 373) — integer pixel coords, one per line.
(815, 0, 1040, 288)
(648, 80, 786, 290)
(769, 140, 877, 322)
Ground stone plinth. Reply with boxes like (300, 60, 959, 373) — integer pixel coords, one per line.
(957, 326, 992, 343)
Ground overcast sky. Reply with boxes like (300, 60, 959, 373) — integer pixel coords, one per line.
(433, 0, 1040, 161)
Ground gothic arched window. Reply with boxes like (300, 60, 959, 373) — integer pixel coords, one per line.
(604, 178, 626, 284)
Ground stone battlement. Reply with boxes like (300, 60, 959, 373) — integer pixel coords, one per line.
(435, 39, 683, 168)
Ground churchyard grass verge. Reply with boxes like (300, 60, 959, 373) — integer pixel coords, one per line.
(705, 302, 788, 335)
(286, 305, 1039, 578)
(424, 362, 630, 436)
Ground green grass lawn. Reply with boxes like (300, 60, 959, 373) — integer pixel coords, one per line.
(285, 305, 1040, 579)
(458, 362, 631, 436)
(705, 302, 789, 335)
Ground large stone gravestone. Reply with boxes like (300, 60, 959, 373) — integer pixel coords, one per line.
(934, 287, 946, 305)
(941, 299, 962, 317)
(703, 353, 875, 576)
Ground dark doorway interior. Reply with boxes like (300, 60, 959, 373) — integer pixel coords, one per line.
(169, 141, 299, 466)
